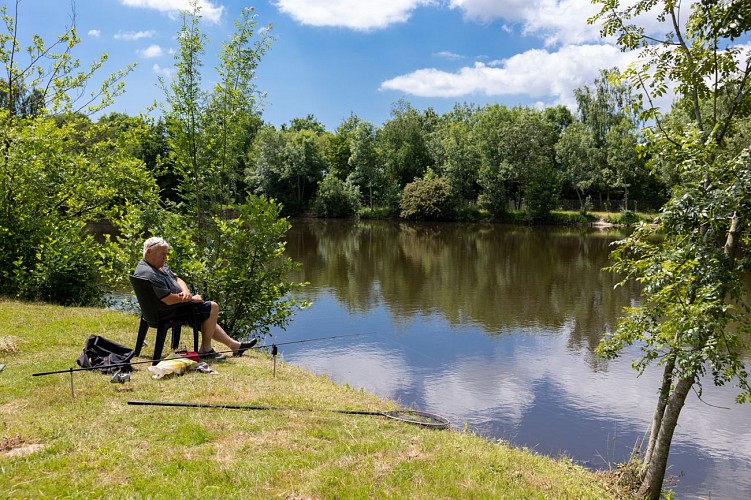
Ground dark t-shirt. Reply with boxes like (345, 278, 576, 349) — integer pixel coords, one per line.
(134, 259, 181, 299)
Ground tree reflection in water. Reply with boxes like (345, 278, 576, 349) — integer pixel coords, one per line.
(272, 219, 751, 499)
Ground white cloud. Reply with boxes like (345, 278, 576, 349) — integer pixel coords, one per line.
(152, 63, 174, 79)
(88, 29, 101, 38)
(138, 44, 165, 58)
(519, 0, 602, 46)
(273, 0, 436, 31)
(448, 0, 530, 24)
(450, 0, 670, 47)
(449, 0, 601, 45)
(435, 51, 464, 60)
(120, 0, 224, 24)
(115, 30, 157, 41)
(380, 44, 635, 108)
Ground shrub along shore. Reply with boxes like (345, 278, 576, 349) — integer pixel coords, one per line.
(0, 300, 632, 498)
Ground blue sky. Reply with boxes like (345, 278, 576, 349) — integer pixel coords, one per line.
(13, 0, 748, 131)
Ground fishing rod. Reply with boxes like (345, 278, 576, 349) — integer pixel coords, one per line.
(31, 332, 372, 377)
(127, 399, 450, 430)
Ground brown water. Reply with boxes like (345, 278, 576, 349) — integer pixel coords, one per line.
(269, 218, 751, 499)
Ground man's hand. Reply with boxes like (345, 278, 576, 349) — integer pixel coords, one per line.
(191, 294, 203, 302)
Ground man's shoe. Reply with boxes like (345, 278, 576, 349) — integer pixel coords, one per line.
(233, 338, 258, 357)
(198, 349, 227, 360)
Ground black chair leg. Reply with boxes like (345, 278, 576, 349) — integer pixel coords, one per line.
(171, 325, 182, 350)
(135, 318, 149, 356)
(192, 325, 199, 352)
(153, 324, 169, 365)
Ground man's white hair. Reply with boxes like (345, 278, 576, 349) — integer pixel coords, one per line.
(142, 236, 169, 258)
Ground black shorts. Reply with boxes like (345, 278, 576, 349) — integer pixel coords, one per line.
(162, 301, 212, 324)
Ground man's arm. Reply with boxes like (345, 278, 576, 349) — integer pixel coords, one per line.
(160, 276, 202, 305)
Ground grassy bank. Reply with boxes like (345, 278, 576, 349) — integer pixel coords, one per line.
(0, 300, 630, 498)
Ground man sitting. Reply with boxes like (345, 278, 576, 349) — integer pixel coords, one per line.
(134, 236, 256, 360)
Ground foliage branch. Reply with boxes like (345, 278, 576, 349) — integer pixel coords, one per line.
(590, 0, 751, 497)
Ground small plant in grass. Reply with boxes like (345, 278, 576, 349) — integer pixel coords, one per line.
(581, 195, 594, 215)
(0, 335, 19, 353)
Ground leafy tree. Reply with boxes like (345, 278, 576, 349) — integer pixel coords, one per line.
(246, 125, 288, 199)
(574, 68, 641, 207)
(498, 108, 558, 216)
(377, 99, 434, 187)
(347, 121, 382, 207)
(474, 105, 514, 215)
(201, 7, 270, 209)
(0, 110, 160, 304)
(543, 104, 574, 136)
(326, 113, 361, 180)
(247, 121, 326, 214)
(282, 128, 325, 207)
(477, 160, 509, 218)
(96, 114, 175, 200)
(289, 113, 327, 135)
(156, 196, 305, 339)
(575, 68, 637, 148)
(555, 122, 602, 211)
(591, 0, 751, 497)
(0, 79, 43, 117)
(160, 0, 209, 232)
(604, 116, 643, 211)
(524, 164, 560, 221)
(432, 116, 480, 205)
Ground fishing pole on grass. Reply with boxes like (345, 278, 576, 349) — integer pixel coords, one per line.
(30, 332, 372, 377)
(127, 399, 450, 430)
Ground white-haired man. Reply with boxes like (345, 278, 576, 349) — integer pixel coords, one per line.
(134, 236, 256, 360)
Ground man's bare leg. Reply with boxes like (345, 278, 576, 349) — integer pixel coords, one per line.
(199, 301, 240, 352)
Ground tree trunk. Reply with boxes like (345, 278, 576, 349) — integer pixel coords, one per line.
(641, 356, 675, 469)
(638, 375, 694, 499)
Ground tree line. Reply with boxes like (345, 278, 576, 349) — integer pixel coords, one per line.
(84, 69, 670, 223)
(79, 63, 748, 224)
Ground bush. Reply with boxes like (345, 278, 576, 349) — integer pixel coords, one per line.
(453, 203, 483, 222)
(311, 175, 361, 218)
(617, 210, 641, 225)
(0, 112, 161, 306)
(399, 176, 455, 220)
(17, 224, 103, 306)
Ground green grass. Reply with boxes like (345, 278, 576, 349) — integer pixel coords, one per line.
(0, 300, 632, 498)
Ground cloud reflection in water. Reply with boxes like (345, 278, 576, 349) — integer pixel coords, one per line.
(275, 294, 751, 498)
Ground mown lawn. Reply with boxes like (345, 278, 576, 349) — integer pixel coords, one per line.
(0, 300, 631, 498)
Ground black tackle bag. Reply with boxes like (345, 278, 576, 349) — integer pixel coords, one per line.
(77, 335, 135, 374)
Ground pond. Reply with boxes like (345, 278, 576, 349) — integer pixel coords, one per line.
(267, 218, 751, 499)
